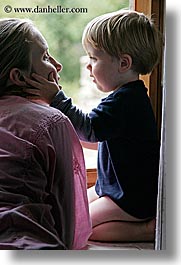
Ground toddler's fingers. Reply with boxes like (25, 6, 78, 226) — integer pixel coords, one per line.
(24, 76, 43, 89)
(31, 73, 47, 83)
(23, 88, 40, 96)
(26, 95, 40, 100)
(48, 72, 55, 82)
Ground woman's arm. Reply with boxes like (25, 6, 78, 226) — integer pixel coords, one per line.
(40, 114, 92, 249)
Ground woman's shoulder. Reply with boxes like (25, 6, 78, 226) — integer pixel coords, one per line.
(1, 95, 69, 133)
(25, 98, 70, 131)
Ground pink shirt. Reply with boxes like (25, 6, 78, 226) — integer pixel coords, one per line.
(0, 95, 91, 250)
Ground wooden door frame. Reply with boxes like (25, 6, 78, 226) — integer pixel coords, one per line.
(130, 0, 165, 140)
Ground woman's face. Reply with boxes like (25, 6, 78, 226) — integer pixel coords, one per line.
(30, 30, 62, 84)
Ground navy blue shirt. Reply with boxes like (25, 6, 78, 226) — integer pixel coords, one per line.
(51, 80, 159, 219)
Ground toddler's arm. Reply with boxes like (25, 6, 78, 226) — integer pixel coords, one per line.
(24, 73, 97, 142)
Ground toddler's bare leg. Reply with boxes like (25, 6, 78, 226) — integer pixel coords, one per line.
(88, 195, 155, 242)
(89, 219, 155, 242)
(87, 185, 99, 204)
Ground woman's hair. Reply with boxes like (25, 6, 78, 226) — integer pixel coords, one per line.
(82, 10, 162, 75)
(0, 18, 36, 95)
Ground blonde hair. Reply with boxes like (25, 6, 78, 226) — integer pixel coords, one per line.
(82, 10, 162, 75)
(0, 18, 36, 95)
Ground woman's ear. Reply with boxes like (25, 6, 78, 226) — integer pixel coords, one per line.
(119, 54, 132, 73)
(9, 68, 26, 86)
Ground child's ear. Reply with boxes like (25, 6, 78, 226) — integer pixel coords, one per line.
(9, 68, 26, 86)
(119, 54, 132, 73)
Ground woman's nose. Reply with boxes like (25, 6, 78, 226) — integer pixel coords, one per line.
(56, 61, 63, 72)
(54, 60, 63, 73)
(50, 56, 63, 72)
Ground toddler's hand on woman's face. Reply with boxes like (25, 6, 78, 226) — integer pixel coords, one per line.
(23, 72, 61, 104)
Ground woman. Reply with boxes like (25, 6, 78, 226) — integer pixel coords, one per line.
(0, 18, 91, 250)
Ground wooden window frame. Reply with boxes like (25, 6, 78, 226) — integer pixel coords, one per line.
(130, 0, 165, 139)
